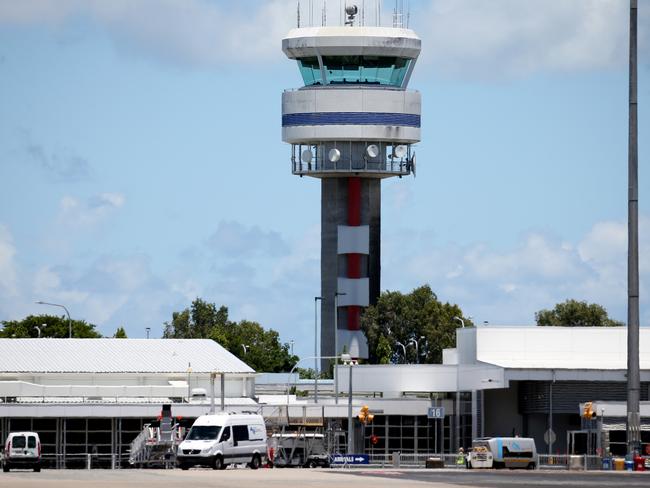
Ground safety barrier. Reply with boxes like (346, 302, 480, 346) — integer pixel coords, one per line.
(538, 454, 603, 471)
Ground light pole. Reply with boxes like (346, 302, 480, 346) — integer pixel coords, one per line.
(342, 356, 357, 454)
(395, 341, 406, 363)
(36, 301, 72, 338)
(290, 340, 295, 356)
(145, 327, 150, 339)
(627, 0, 640, 456)
(408, 338, 419, 364)
(454, 316, 465, 328)
(334, 291, 346, 404)
(314, 296, 322, 403)
(241, 344, 249, 355)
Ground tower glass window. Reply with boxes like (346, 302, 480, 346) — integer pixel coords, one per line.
(296, 56, 412, 87)
(298, 57, 323, 85)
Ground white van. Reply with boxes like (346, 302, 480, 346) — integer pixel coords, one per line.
(176, 413, 267, 470)
(2, 432, 42, 472)
(468, 437, 537, 470)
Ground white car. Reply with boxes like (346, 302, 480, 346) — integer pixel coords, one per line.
(2, 432, 41, 472)
(177, 413, 267, 470)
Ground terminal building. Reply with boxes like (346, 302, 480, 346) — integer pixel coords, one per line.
(1, 327, 648, 466)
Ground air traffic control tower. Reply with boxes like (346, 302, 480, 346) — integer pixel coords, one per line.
(282, 6, 421, 363)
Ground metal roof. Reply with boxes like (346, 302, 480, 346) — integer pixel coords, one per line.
(472, 326, 650, 370)
(0, 339, 255, 374)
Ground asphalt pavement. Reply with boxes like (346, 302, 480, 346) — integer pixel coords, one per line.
(0, 468, 649, 488)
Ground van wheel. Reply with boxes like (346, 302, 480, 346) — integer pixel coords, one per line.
(2, 464, 9, 473)
(249, 454, 261, 470)
(213, 456, 224, 470)
(527, 462, 536, 470)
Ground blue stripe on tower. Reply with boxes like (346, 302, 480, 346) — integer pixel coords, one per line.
(282, 112, 420, 127)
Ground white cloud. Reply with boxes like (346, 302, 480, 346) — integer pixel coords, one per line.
(0, 225, 17, 295)
(0, 0, 296, 66)
(57, 192, 125, 227)
(384, 216, 650, 325)
(415, 0, 649, 78)
(3, 0, 646, 76)
(2, 214, 648, 347)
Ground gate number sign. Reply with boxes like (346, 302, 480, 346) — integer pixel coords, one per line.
(427, 406, 445, 419)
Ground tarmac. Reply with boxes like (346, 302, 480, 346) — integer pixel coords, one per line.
(1, 467, 649, 488)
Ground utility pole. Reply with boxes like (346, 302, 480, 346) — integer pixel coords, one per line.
(627, 0, 640, 456)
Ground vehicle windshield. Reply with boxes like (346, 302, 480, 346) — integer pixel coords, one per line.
(12, 436, 26, 448)
(186, 425, 221, 441)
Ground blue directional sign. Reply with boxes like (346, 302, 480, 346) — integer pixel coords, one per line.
(427, 406, 445, 419)
(330, 454, 369, 465)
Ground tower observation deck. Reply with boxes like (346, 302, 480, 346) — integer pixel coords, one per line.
(282, 9, 421, 364)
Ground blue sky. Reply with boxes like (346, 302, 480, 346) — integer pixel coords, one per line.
(0, 0, 649, 358)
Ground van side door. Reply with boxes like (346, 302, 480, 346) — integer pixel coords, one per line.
(232, 425, 250, 462)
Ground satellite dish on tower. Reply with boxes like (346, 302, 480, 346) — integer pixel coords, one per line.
(328, 148, 341, 162)
(411, 152, 416, 177)
(395, 145, 407, 159)
(301, 149, 313, 164)
(366, 144, 379, 159)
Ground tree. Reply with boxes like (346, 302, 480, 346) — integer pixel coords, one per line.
(163, 298, 298, 372)
(361, 285, 471, 364)
(0, 314, 102, 338)
(113, 327, 127, 338)
(535, 299, 624, 327)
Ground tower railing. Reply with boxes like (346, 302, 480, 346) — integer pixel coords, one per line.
(292, 157, 411, 176)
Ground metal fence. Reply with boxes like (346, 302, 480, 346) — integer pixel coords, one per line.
(39, 454, 131, 470)
(18, 452, 619, 471)
(538, 454, 604, 471)
(328, 453, 466, 469)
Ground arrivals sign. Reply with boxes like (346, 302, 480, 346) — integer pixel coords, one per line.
(330, 454, 369, 465)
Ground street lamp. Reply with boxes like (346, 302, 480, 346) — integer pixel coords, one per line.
(314, 296, 322, 403)
(454, 316, 465, 328)
(34, 325, 43, 338)
(408, 337, 419, 364)
(241, 344, 249, 354)
(145, 327, 151, 339)
(342, 355, 358, 454)
(36, 301, 72, 338)
(334, 291, 346, 404)
(290, 340, 295, 356)
(395, 341, 406, 363)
